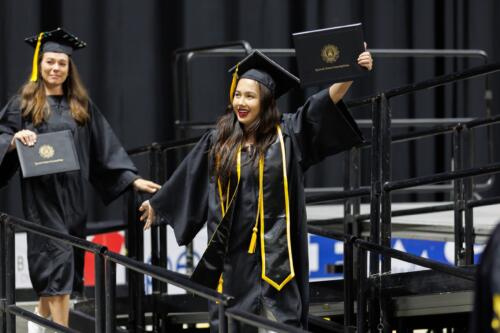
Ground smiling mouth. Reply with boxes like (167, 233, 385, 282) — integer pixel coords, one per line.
(237, 110, 249, 118)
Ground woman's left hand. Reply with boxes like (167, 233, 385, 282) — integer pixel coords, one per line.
(139, 200, 156, 230)
(357, 43, 373, 71)
(133, 178, 161, 193)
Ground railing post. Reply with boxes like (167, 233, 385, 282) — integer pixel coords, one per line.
(5, 223, 15, 333)
(380, 94, 392, 273)
(343, 236, 354, 331)
(343, 149, 355, 329)
(227, 315, 235, 332)
(218, 303, 227, 333)
(126, 189, 145, 332)
(352, 147, 362, 238)
(380, 94, 393, 333)
(159, 149, 169, 332)
(357, 247, 367, 333)
(105, 258, 116, 333)
(369, 96, 381, 331)
(95, 253, 106, 333)
(0, 214, 7, 332)
(148, 144, 161, 330)
(452, 127, 465, 266)
(463, 128, 475, 265)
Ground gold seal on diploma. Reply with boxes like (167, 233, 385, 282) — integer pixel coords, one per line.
(39, 145, 55, 159)
(321, 44, 340, 64)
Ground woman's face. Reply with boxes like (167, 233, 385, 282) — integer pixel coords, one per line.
(40, 52, 69, 88)
(232, 78, 262, 129)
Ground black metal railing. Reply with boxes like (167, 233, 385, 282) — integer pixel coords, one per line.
(0, 213, 311, 333)
(313, 61, 499, 332)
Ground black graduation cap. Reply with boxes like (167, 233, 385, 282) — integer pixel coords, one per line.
(25, 28, 86, 82)
(25, 27, 86, 55)
(228, 50, 299, 101)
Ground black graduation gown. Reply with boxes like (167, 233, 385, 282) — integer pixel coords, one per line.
(471, 223, 500, 333)
(0, 95, 138, 296)
(149, 88, 363, 332)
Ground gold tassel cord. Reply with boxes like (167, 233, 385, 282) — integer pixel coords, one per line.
(247, 226, 258, 254)
(217, 275, 224, 293)
(229, 64, 239, 103)
(217, 146, 242, 219)
(217, 178, 225, 216)
(248, 155, 264, 254)
(30, 32, 45, 82)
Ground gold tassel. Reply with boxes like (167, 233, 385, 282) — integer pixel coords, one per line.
(229, 64, 239, 103)
(30, 32, 44, 82)
(248, 227, 258, 254)
(248, 155, 263, 254)
(217, 275, 224, 293)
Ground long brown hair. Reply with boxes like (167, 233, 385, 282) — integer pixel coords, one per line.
(211, 81, 280, 186)
(19, 53, 90, 127)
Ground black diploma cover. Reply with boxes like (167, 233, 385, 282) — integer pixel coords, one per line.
(293, 23, 367, 86)
(15, 130, 80, 178)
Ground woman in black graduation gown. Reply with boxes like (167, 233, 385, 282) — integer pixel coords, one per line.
(0, 28, 160, 330)
(140, 49, 373, 332)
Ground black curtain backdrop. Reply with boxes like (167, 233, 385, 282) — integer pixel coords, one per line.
(1, 0, 499, 222)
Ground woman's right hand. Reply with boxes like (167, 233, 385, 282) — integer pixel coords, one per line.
(9, 129, 37, 151)
(139, 200, 156, 230)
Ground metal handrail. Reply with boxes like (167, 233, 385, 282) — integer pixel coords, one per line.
(0, 213, 233, 331)
(355, 239, 475, 281)
(385, 161, 500, 192)
(105, 251, 230, 305)
(174, 41, 252, 57)
(0, 212, 311, 333)
(306, 188, 371, 204)
(6, 306, 78, 333)
(3, 214, 106, 254)
(307, 226, 475, 281)
(127, 136, 202, 156)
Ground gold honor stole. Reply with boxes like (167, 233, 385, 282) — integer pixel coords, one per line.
(191, 125, 294, 291)
(246, 125, 295, 290)
(493, 294, 500, 331)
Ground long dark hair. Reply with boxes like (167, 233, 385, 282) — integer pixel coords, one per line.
(211, 81, 280, 186)
(19, 52, 89, 127)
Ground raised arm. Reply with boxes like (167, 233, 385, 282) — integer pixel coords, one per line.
(329, 45, 373, 103)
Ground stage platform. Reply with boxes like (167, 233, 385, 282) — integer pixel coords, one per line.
(307, 202, 499, 243)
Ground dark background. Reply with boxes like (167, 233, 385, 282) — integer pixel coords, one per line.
(1, 0, 499, 223)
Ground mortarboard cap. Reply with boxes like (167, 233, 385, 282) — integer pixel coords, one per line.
(228, 50, 299, 102)
(25, 28, 86, 82)
(25, 27, 86, 55)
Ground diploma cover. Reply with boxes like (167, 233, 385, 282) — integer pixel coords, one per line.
(15, 130, 80, 178)
(293, 23, 367, 86)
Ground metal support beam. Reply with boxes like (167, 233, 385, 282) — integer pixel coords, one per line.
(95, 254, 106, 333)
(105, 259, 116, 333)
(452, 128, 465, 266)
(5, 224, 15, 333)
(369, 96, 382, 331)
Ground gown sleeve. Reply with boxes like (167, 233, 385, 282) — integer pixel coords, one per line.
(149, 131, 213, 246)
(0, 97, 22, 188)
(282, 88, 364, 171)
(87, 102, 139, 204)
